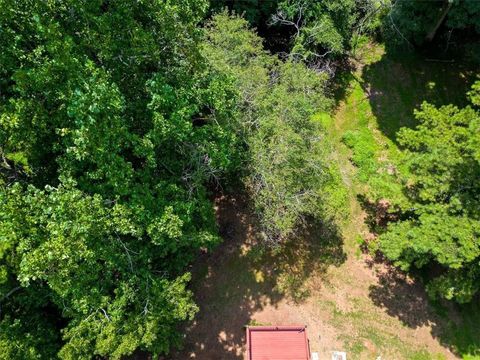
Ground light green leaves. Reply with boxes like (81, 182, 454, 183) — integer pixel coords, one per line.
(203, 14, 347, 243)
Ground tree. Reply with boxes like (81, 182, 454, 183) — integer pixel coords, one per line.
(210, 0, 379, 66)
(383, 0, 480, 48)
(209, 0, 279, 26)
(376, 81, 480, 303)
(203, 13, 347, 244)
(0, 0, 240, 358)
(1, 3, 349, 357)
(0, 184, 199, 359)
(268, 0, 389, 67)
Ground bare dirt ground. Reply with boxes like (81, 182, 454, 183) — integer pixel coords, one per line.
(171, 195, 458, 360)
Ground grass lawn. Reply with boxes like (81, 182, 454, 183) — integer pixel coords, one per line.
(171, 43, 480, 360)
(333, 42, 480, 359)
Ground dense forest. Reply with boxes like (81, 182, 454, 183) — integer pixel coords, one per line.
(0, 0, 479, 359)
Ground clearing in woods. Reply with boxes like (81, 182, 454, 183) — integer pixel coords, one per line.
(171, 43, 480, 360)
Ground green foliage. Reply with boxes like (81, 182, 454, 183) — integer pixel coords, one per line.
(343, 129, 380, 180)
(275, 0, 358, 60)
(0, 1, 241, 358)
(209, 0, 279, 26)
(1, 184, 199, 359)
(340, 80, 408, 207)
(203, 13, 347, 243)
(383, 0, 480, 50)
(248, 63, 346, 241)
(441, 301, 480, 358)
(209, 0, 380, 63)
(0, 313, 59, 360)
(0, 2, 349, 358)
(377, 82, 480, 302)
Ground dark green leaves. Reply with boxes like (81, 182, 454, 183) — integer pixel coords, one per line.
(0, 1, 234, 358)
(377, 82, 480, 302)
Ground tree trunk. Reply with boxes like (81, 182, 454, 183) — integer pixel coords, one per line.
(425, 0, 453, 42)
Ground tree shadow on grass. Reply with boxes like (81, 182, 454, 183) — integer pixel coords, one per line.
(368, 266, 480, 358)
(359, 194, 480, 357)
(359, 192, 480, 357)
(255, 216, 346, 304)
(356, 194, 391, 232)
(369, 268, 438, 329)
(169, 195, 345, 359)
(330, 60, 358, 109)
(361, 50, 478, 143)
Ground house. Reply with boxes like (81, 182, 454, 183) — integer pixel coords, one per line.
(245, 325, 311, 360)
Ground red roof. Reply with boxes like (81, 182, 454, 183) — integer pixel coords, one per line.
(246, 325, 311, 360)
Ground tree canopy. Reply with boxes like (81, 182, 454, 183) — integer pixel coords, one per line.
(0, 2, 345, 358)
(203, 13, 347, 243)
(1, 0, 479, 358)
(211, 0, 370, 63)
(376, 81, 480, 303)
(0, 0, 240, 358)
(383, 0, 480, 51)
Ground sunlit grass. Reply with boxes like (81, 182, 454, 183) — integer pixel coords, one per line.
(329, 41, 480, 359)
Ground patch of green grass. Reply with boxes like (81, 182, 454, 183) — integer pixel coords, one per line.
(342, 128, 380, 182)
(409, 350, 447, 360)
(328, 296, 398, 328)
(330, 41, 480, 359)
(441, 302, 480, 359)
(360, 327, 446, 360)
(312, 112, 334, 128)
(247, 319, 271, 327)
(332, 305, 370, 322)
(338, 323, 447, 359)
(337, 334, 366, 356)
(332, 298, 480, 360)
(338, 79, 407, 206)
